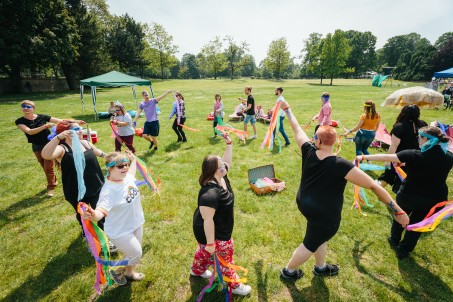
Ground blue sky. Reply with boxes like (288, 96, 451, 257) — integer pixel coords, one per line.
(107, 0, 453, 63)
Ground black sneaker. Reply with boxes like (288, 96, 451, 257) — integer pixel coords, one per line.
(313, 263, 339, 276)
(182, 138, 187, 142)
(280, 267, 304, 281)
(397, 247, 410, 259)
(154, 146, 158, 151)
(148, 142, 154, 149)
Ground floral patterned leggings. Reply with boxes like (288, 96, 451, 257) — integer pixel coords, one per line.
(191, 238, 239, 288)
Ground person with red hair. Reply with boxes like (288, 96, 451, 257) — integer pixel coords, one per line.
(15, 100, 66, 196)
(42, 120, 109, 238)
(278, 100, 409, 281)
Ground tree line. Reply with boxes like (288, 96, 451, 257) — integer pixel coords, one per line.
(1, 0, 452, 92)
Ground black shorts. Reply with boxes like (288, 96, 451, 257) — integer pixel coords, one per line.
(143, 120, 159, 137)
(303, 219, 340, 252)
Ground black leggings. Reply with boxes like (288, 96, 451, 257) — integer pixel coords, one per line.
(172, 117, 186, 140)
(213, 117, 223, 135)
(68, 191, 104, 233)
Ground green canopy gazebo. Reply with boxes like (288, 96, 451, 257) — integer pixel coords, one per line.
(79, 71, 154, 119)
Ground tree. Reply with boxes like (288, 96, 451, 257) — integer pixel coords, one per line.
(432, 38, 453, 72)
(199, 37, 227, 79)
(223, 35, 249, 79)
(106, 14, 146, 76)
(0, 0, 79, 92)
(321, 30, 352, 85)
(145, 22, 178, 79)
(179, 53, 200, 79)
(263, 37, 290, 79)
(394, 38, 436, 81)
(379, 33, 423, 68)
(434, 32, 453, 49)
(300, 33, 323, 78)
(344, 30, 377, 77)
(241, 55, 256, 77)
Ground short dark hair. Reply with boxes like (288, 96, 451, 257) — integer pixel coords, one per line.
(276, 87, 283, 93)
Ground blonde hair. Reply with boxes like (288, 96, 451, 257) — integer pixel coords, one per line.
(21, 100, 35, 108)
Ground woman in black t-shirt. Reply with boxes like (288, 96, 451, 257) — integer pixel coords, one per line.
(278, 100, 409, 281)
(15, 100, 64, 196)
(42, 120, 106, 232)
(358, 126, 453, 259)
(377, 105, 427, 193)
(191, 135, 251, 296)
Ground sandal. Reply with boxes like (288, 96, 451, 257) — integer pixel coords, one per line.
(125, 272, 145, 281)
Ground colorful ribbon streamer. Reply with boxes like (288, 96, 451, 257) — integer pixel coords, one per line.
(351, 160, 374, 215)
(77, 202, 130, 293)
(359, 163, 386, 171)
(261, 101, 282, 151)
(196, 253, 248, 302)
(406, 201, 453, 232)
(173, 94, 200, 132)
(393, 163, 407, 181)
(215, 116, 248, 143)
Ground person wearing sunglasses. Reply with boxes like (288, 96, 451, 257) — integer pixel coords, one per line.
(15, 100, 67, 197)
(133, 90, 173, 151)
(112, 104, 136, 153)
(277, 99, 408, 281)
(81, 151, 145, 285)
(41, 120, 109, 240)
(356, 126, 453, 259)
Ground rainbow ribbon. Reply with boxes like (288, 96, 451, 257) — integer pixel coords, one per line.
(215, 116, 248, 143)
(261, 101, 282, 152)
(77, 202, 130, 293)
(110, 122, 160, 194)
(173, 94, 200, 132)
(406, 201, 453, 232)
(196, 253, 248, 302)
(352, 160, 374, 215)
(393, 163, 407, 181)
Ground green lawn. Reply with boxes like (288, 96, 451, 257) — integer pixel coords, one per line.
(1, 79, 452, 302)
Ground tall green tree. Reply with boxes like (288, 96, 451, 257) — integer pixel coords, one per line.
(432, 38, 453, 72)
(179, 53, 200, 79)
(145, 22, 178, 79)
(263, 37, 290, 79)
(0, 0, 79, 92)
(434, 32, 453, 49)
(321, 30, 351, 85)
(300, 33, 323, 78)
(394, 38, 436, 81)
(344, 30, 377, 77)
(106, 14, 146, 76)
(199, 37, 226, 79)
(224, 35, 249, 79)
(380, 33, 423, 68)
(241, 55, 256, 77)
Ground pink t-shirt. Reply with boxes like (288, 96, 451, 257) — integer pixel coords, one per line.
(317, 102, 332, 126)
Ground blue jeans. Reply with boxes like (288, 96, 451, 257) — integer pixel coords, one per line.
(353, 129, 375, 155)
(273, 116, 290, 145)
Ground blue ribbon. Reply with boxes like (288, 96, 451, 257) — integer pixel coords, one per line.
(419, 132, 449, 153)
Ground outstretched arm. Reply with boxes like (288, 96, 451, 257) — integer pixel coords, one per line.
(356, 153, 400, 163)
(345, 167, 409, 227)
(155, 90, 173, 102)
(222, 135, 233, 168)
(280, 100, 310, 148)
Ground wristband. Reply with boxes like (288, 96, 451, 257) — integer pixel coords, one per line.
(394, 211, 406, 216)
(283, 106, 290, 111)
(361, 154, 365, 161)
(226, 142, 232, 145)
(57, 135, 64, 141)
(205, 243, 215, 247)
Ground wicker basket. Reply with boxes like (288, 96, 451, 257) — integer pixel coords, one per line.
(248, 164, 284, 195)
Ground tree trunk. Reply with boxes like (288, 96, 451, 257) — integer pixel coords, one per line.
(61, 63, 77, 90)
(320, 73, 323, 85)
(330, 74, 333, 85)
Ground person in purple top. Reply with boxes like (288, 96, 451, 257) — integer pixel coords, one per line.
(133, 90, 172, 151)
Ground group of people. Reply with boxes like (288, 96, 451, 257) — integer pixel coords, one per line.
(15, 87, 452, 296)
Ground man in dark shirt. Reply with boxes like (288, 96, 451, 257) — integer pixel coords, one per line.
(239, 87, 257, 139)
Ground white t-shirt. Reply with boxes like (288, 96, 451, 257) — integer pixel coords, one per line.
(114, 113, 135, 136)
(97, 173, 144, 239)
(276, 95, 285, 117)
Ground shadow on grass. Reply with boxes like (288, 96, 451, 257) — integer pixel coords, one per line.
(97, 280, 132, 302)
(306, 83, 346, 87)
(254, 259, 268, 301)
(352, 240, 453, 301)
(165, 141, 182, 152)
(281, 276, 329, 302)
(186, 276, 226, 302)
(3, 234, 92, 302)
(0, 190, 48, 229)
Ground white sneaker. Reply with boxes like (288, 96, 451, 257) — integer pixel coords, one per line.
(109, 241, 119, 253)
(231, 283, 251, 296)
(190, 269, 212, 279)
(250, 135, 257, 139)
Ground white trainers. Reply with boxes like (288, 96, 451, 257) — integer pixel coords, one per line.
(250, 135, 257, 139)
(109, 241, 119, 253)
(231, 283, 251, 296)
(190, 269, 212, 279)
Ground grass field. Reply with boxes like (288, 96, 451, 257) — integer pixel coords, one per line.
(1, 79, 452, 302)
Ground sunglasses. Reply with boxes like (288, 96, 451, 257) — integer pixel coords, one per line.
(70, 126, 83, 131)
(115, 163, 129, 169)
(115, 109, 122, 112)
(313, 133, 318, 140)
(21, 105, 33, 109)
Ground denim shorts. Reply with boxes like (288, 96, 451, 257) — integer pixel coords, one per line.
(243, 114, 256, 124)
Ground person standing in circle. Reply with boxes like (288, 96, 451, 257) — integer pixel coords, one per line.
(239, 87, 257, 139)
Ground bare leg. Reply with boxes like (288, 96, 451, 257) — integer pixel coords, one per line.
(151, 136, 158, 147)
(142, 134, 152, 143)
(252, 124, 257, 136)
(313, 242, 327, 267)
(286, 243, 313, 270)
